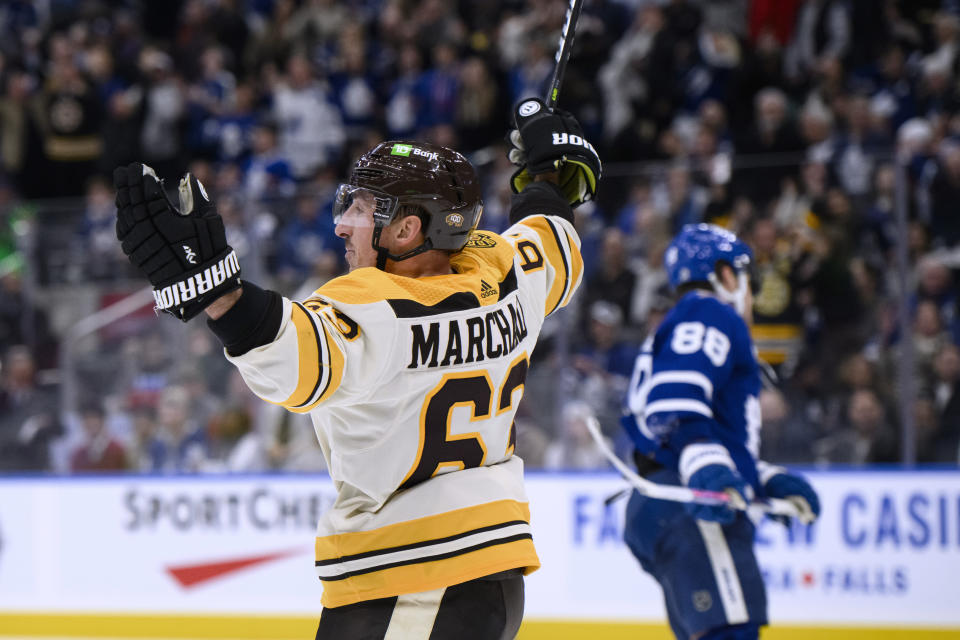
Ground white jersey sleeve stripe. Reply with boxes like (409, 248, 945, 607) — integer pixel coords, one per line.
(644, 398, 713, 418)
(696, 520, 750, 624)
(647, 371, 714, 399)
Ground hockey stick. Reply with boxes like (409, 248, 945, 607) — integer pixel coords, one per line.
(585, 416, 807, 520)
(546, 0, 586, 108)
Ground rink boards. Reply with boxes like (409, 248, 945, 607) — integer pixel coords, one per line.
(0, 470, 958, 638)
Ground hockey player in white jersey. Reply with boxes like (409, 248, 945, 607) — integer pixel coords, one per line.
(621, 224, 820, 640)
(113, 97, 599, 639)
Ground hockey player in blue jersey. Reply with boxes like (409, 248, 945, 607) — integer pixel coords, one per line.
(621, 223, 821, 640)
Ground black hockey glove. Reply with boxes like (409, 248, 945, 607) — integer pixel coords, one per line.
(508, 97, 601, 208)
(114, 162, 241, 322)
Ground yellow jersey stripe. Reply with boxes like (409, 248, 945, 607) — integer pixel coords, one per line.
(289, 319, 345, 413)
(279, 303, 321, 408)
(315, 499, 531, 559)
(751, 324, 804, 340)
(319, 537, 539, 608)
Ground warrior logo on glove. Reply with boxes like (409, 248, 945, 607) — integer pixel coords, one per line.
(114, 162, 241, 322)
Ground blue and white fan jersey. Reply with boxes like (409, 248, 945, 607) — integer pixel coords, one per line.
(622, 291, 764, 492)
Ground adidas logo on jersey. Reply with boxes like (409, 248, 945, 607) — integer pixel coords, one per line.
(480, 279, 497, 298)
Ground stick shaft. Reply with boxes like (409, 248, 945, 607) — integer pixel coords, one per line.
(546, 0, 586, 108)
(585, 416, 802, 518)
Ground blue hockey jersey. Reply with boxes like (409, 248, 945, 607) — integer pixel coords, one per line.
(623, 291, 763, 492)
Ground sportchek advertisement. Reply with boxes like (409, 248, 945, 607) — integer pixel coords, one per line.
(0, 471, 957, 627)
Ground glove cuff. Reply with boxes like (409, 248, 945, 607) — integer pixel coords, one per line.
(679, 442, 735, 486)
(206, 280, 283, 356)
(756, 460, 788, 486)
(152, 247, 242, 322)
(509, 181, 574, 225)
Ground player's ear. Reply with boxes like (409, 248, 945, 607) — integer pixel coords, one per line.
(716, 262, 738, 292)
(394, 214, 423, 245)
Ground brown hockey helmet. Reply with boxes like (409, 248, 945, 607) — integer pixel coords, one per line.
(345, 141, 483, 252)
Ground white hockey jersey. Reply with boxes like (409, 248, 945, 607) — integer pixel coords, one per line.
(227, 213, 583, 607)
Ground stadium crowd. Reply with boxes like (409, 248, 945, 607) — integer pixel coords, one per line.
(2, 0, 960, 474)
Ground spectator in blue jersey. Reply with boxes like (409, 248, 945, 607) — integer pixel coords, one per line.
(328, 24, 379, 143)
(242, 119, 296, 203)
(620, 224, 820, 640)
(274, 190, 340, 288)
(214, 82, 259, 165)
(385, 43, 425, 139)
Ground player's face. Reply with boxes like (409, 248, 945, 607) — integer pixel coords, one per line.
(334, 190, 380, 271)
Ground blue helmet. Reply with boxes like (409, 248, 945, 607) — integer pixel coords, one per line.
(664, 223, 753, 291)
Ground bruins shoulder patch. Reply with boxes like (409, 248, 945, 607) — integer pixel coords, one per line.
(465, 232, 497, 248)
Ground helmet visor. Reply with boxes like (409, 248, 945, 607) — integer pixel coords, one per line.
(332, 184, 398, 227)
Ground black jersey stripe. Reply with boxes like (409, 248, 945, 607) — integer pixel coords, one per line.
(498, 265, 519, 301)
(315, 519, 529, 567)
(387, 268, 522, 318)
(545, 218, 570, 316)
(317, 533, 533, 582)
(387, 291, 481, 318)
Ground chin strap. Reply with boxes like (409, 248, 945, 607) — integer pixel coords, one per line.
(707, 271, 750, 316)
(372, 227, 433, 271)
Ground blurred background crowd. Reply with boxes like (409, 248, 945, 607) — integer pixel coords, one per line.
(1, 0, 960, 474)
